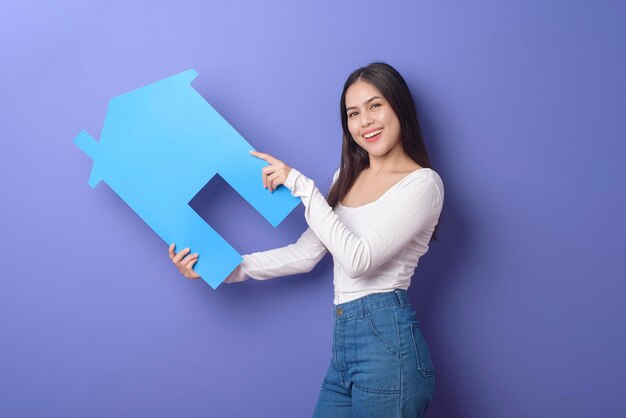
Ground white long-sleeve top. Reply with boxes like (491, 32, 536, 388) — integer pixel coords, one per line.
(224, 166, 444, 305)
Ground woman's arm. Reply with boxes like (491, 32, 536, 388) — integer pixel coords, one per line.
(246, 149, 443, 278)
(223, 168, 341, 284)
(223, 226, 327, 283)
(283, 167, 443, 278)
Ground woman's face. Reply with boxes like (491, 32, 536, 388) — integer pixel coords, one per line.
(345, 80, 402, 158)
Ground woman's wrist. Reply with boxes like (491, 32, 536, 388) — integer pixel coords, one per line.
(283, 167, 300, 192)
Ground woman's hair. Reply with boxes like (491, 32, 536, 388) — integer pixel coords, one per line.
(326, 62, 439, 241)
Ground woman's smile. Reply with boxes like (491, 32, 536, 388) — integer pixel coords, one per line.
(363, 128, 383, 142)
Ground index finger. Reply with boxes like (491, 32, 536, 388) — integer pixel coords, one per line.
(249, 150, 280, 165)
(169, 243, 176, 259)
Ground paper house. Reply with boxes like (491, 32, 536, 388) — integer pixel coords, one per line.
(74, 69, 300, 288)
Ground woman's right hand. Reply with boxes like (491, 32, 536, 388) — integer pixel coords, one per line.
(169, 243, 200, 280)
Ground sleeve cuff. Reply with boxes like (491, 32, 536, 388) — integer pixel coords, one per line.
(283, 167, 301, 193)
(222, 256, 251, 284)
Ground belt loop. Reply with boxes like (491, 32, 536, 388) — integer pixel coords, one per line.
(357, 298, 364, 319)
(395, 289, 405, 308)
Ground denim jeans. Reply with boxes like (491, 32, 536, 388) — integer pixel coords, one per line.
(312, 289, 435, 418)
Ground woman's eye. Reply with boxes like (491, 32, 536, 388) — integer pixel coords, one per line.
(349, 112, 358, 118)
(371, 103, 381, 109)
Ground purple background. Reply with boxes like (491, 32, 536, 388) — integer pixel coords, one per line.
(1, 1, 625, 417)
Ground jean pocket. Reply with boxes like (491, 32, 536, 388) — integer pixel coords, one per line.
(367, 308, 400, 358)
(410, 323, 434, 378)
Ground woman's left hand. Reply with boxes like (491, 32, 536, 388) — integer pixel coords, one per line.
(249, 150, 292, 192)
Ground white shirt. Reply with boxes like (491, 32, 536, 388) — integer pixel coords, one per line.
(224, 166, 444, 305)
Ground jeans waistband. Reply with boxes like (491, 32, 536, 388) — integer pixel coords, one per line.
(334, 289, 410, 320)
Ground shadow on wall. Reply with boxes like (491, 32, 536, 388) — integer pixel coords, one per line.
(406, 84, 476, 418)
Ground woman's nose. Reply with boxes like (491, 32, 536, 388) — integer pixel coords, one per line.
(360, 113, 373, 127)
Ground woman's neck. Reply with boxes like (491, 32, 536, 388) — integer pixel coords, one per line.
(367, 149, 420, 174)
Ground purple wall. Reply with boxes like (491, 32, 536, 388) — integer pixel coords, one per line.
(1, 1, 625, 417)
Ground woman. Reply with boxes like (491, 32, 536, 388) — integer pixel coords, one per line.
(169, 62, 444, 417)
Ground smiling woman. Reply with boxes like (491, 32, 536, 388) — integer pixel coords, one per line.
(170, 62, 444, 417)
(346, 83, 401, 148)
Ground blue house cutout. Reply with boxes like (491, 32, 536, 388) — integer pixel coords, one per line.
(74, 69, 301, 288)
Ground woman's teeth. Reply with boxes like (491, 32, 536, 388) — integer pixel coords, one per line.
(363, 129, 383, 139)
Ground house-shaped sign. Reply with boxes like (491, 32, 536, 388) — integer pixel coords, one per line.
(74, 69, 300, 288)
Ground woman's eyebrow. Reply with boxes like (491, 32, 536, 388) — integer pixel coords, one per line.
(346, 96, 383, 111)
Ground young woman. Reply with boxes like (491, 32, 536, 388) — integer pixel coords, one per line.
(169, 62, 444, 417)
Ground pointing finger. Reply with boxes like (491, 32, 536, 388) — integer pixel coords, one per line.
(249, 150, 280, 165)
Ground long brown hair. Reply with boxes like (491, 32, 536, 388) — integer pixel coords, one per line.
(326, 62, 439, 241)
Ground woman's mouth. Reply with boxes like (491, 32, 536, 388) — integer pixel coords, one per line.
(363, 128, 383, 143)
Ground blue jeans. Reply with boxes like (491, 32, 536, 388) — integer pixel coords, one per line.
(312, 289, 435, 418)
